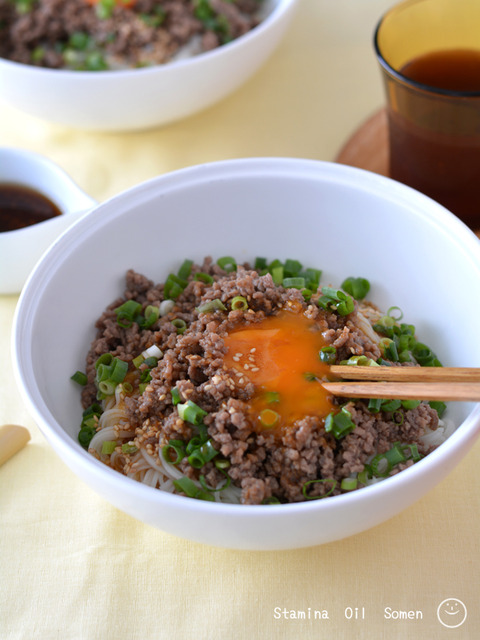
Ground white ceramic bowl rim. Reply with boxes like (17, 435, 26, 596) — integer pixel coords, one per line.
(0, 0, 294, 79)
(12, 157, 480, 520)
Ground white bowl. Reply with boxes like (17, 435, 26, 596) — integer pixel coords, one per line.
(0, 0, 298, 132)
(0, 147, 96, 294)
(12, 158, 480, 550)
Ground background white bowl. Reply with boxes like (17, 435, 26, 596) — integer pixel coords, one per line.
(12, 158, 480, 550)
(0, 0, 298, 132)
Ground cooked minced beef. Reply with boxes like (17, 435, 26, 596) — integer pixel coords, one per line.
(80, 257, 441, 505)
(0, 0, 262, 70)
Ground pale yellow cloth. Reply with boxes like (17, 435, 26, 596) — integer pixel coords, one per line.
(1, 2, 479, 638)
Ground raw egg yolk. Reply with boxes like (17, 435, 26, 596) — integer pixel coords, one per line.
(224, 309, 334, 430)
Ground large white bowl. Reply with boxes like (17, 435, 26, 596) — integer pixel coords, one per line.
(12, 158, 480, 550)
(0, 0, 298, 131)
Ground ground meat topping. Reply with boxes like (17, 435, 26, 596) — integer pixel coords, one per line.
(80, 257, 446, 505)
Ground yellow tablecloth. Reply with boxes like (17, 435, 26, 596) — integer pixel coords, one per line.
(1, 2, 479, 638)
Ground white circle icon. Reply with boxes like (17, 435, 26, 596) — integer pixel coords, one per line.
(437, 599, 467, 628)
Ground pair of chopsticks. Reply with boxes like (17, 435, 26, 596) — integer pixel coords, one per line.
(322, 366, 480, 401)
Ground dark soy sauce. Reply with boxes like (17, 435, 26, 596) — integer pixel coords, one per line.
(0, 183, 62, 232)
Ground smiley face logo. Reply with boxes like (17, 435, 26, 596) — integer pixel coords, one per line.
(437, 599, 467, 628)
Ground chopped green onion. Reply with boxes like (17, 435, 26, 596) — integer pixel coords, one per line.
(340, 355, 380, 367)
(369, 442, 407, 477)
(304, 268, 322, 290)
(282, 276, 305, 289)
(429, 400, 447, 418)
(259, 409, 280, 428)
(98, 379, 116, 396)
(254, 257, 268, 271)
(380, 399, 402, 412)
(162, 439, 186, 464)
(78, 403, 102, 449)
(341, 276, 370, 300)
(177, 259, 193, 280)
(283, 259, 302, 276)
(173, 476, 215, 501)
(141, 305, 159, 329)
(217, 256, 237, 272)
(121, 443, 138, 455)
(317, 287, 355, 316)
(95, 353, 113, 369)
(194, 272, 214, 284)
(319, 346, 337, 364)
(387, 306, 404, 321)
(187, 439, 219, 468)
(265, 391, 280, 404)
(230, 295, 248, 311)
(357, 467, 371, 484)
(271, 265, 284, 285)
(164, 273, 187, 300)
(401, 399, 421, 410)
(340, 477, 358, 491)
(325, 406, 355, 439)
(171, 387, 182, 405)
(114, 300, 142, 328)
(302, 478, 337, 500)
(301, 288, 313, 301)
(71, 370, 87, 386)
(262, 496, 281, 505)
(110, 357, 128, 383)
(367, 397, 384, 413)
(411, 342, 442, 367)
(172, 318, 187, 334)
(214, 458, 231, 470)
(159, 299, 175, 316)
(101, 440, 117, 455)
(199, 470, 231, 492)
(196, 299, 227, 314)
(177, 400, 208, 425)
(133, 354, 144, 368)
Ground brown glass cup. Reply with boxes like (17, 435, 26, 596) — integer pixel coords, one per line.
(374, 0, 480, 228)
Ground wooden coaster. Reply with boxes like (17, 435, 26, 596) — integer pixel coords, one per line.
(335, 108, 480, 237)
(335, 108, 389, 176)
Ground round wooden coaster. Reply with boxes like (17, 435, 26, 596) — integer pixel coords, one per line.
(335, 108, 388, 176)
(335, 108, 480, 237)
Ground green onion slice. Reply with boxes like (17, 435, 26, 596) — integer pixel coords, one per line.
(302, 478, 337, 500)
(162, 439, 186, 465)
(324, 406, 355, 439)
(217, 256, 237, 272)
(101, 440, 116, 455)
(230, 295, 248, 311)
(177, 400, 208, 425)
(173, 476, 215, 502)
(172, 318, 187, 334)
(194, 272, 214, 284)
(71, 370, 87, 386)
(196, 299, 227, 314)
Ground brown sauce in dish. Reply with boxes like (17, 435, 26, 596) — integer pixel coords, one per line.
(0, 184, 62, 232)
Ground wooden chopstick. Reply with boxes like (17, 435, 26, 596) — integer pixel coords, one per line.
(330, 365, 480, 382)
(322, 366, 480, 401)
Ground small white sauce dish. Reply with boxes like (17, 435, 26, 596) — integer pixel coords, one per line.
(0, 147, 96, 294)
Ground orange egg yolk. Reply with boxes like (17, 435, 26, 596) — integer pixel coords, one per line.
(224, 309, 334, 431)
